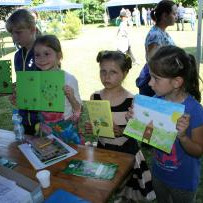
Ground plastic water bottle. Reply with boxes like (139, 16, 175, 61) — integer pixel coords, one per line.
(12, 109, 25, 142)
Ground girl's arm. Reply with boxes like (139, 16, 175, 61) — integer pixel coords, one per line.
(177, 115, 203, 157)
(64, 85, 81, 113)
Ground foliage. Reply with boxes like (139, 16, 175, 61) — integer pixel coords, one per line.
(0, 6, 16, 21)
(31, 0, 44, 6)
(174, 0, 197, 7)
(46, 12, 82, 40)
(77, 0, 105, 24)
(63, 12, 82, 39)
(46, 19, 64, 37)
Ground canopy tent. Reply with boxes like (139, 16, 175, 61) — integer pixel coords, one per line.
(105, 0, 161, 19)
(31, 0, 84, 24)
(196, 0, 202, 71)
(31, 0, 83, 12)
(105, 0, 161, 7)
(0, 0, 31, 5)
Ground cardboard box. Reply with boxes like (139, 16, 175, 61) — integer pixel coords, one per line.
(0, 165, 44, 203)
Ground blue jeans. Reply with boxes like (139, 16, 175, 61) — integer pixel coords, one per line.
(153, 176, 196, 203)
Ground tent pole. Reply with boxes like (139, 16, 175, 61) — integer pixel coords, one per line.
(82, 8, 85, 25)
(196, 0, 202, 72)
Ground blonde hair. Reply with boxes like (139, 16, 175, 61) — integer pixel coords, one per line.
(6, 9, 36, 33)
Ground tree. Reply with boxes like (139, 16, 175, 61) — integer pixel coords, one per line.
(0, 6, 16, 20)
(174, 0, 197, 7)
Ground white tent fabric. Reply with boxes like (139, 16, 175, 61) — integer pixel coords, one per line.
(0, 0, 31, 5)
(32, 0, 83, 12)
(105, 0, 161, 7)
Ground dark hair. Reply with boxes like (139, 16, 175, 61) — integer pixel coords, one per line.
(96, 50, 132, 73)
(34, 35, 63, 66)
(150, 0, 175, 23)
(6, 9, 35, 33)
(148, 46, 201, 102)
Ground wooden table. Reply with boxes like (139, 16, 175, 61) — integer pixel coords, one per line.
(0, 129, 134, 203)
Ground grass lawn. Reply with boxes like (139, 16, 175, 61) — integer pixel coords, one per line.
(0, 23, 203, 202)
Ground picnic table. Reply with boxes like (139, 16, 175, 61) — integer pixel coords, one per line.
(0, 129, 134, 203)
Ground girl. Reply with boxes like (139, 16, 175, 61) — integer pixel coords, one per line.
(6, 9, 40, 135)
(33, 35, 81, 139)
(148, 46, 203, 202)
(88, 50, 156, 201)
(117, 11, 136, 64)
(136, 0, 177, 96)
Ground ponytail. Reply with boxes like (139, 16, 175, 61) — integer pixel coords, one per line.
(185, 54, 201, 102)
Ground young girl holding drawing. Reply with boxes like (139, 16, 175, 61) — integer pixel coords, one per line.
(86, 50, 155, 201)
(33, 35, 81, 140)
(127, 45, 203, 202)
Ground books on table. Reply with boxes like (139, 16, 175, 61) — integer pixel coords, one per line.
(63, 159, 118, 180)
(124, 94, 185, 153)
(18, 135, 77, 170)
(44, 189, 90, 203)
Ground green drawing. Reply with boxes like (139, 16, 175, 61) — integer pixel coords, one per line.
(0, 60, 12, 94)
(84, 100, 114, 138)
(16, 71, 65, 112)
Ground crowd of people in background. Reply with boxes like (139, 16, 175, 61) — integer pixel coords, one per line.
(105, 2, 197, 32)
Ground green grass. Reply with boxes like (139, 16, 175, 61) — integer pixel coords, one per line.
(0, 23, 203, 202)
(0, 96, 12, 130)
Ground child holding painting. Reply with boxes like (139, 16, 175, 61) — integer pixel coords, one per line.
(85, 50, 155, 201)
(33, 35, 82, 143)
(126, 46, 203, 202)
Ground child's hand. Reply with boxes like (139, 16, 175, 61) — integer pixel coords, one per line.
(176, 114, 190, 139)
(125, 105, 134, 121)
(113, 123, 123, 137)
(63, 85, 75, 103)
(63, 85, 81, 113)
(9, 83, 16, 106)
(85, 122, 93, 134)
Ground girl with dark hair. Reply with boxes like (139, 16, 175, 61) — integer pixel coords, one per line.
(148, 45, 203, 202)
(136, 0, 177, 96)
(86, 50, 156, 201)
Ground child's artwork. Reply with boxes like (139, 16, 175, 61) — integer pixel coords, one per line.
(124, 94, 185, 153)
(0, 60, 12, 94)
(63, 159, 118, 180)
(84, 100, 114, 138)
(16, 71, 65, 112)
(78, 102, 99, 145)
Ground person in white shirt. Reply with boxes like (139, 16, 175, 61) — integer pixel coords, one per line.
(177, 2, 185, 31)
